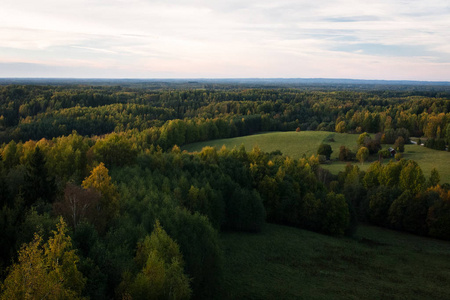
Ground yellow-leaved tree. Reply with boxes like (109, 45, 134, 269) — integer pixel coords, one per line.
(82, 162, 119, 232)
(0, 217, 86, 299)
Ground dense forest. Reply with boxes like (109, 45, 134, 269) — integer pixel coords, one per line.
(0, 83, 449, 299)
(1, 85, 450, 146)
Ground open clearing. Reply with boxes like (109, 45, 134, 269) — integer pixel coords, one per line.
(219, 223, 450, 299)
(183, 131, 450, 183)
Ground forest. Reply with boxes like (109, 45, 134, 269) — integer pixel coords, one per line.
(0, 83, 449, 299)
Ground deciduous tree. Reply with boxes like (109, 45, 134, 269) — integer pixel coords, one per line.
(356, 147, 369, 164)
(82, 163, 119, 232)
(0, 218, 86, 300)
(120, 221, 191, 300)
(317, 143, 333, 160)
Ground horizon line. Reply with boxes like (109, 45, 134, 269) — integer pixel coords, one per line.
(1, 77, 450, 84)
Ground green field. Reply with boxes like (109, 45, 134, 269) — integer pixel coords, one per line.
(183, 131, 358, 160)
(219, 223, 450, 299)
(183, 131, 450, 183)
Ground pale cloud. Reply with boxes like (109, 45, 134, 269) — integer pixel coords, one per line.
(0, 0, 449, 80)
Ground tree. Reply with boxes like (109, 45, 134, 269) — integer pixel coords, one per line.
(161, 209, 223, 299)
(24, 146, 56, 206)
(357, 132, 371, 146)
(1, 140, 20, 170)
(338, 145, 353, 161)
(225, 187, 265, 232)
(1, 218, 86, 300)
(428, 168, 440, 187)
(317, 143, 333, 160)
(92, 133, 137, 167)
(0, 160, 10, 207)
(445, 123, 450, 145)
(356, 147, 369, 164)
(393, 136, 405, 153)
(388, 190, 412, 230)
(399, 160, 425, 195)
(335, 121, 346, 133)
(53, 183, 101, 230)
(121, 221, 191, 300)
(368, 185, 398, 226)
(427, 186, 450, 239)
(320, 192, 350, 236)
(363, 161, 381, 189)
(82, 163, 119, 232)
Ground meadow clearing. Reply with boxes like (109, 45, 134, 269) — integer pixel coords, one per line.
(183, 131, 450, 183)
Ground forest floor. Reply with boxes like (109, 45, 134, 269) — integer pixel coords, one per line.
(183, 131, 450, 183)
(219, 222, 450, 299)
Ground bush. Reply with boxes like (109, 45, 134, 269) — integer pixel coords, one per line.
(339, 146, 354, 161)
(378, 149, 390, 158)
(317, 144, 333, 160)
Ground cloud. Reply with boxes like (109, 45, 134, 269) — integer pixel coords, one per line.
(0, 0, 449, 80)
(324, 16, 381, 23)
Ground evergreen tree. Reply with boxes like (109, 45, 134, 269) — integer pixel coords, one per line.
(24, 146, 56, 207)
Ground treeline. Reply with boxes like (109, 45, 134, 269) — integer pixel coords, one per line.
(1, 85, 450, 146)
(333, 161, 449, 239)
(424, 138, 447, 151)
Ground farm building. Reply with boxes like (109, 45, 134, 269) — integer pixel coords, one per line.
(388, 147, 397, 156)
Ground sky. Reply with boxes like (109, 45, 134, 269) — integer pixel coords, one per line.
(1, 0, 449, 80)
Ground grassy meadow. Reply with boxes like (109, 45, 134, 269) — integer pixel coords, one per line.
(183, 131, 337, 159)
(219, 223, 450, 299)
(183, 131, 450, 183)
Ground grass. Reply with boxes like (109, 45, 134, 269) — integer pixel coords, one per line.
(219, 223, 450, 299)
(321, 143, 450, 183)
(183, 131, 450, 183)
(183, 131, 335, 159)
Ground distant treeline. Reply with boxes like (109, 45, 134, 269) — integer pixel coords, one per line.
(1, 86, 450, 148)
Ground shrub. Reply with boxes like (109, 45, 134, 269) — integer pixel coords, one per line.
(317, 144, 333, 160)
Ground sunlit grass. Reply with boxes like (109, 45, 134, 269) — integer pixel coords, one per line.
(183, 131, 450, 183)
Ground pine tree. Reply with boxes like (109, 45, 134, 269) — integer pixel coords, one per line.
(24, 146, 56, 207)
